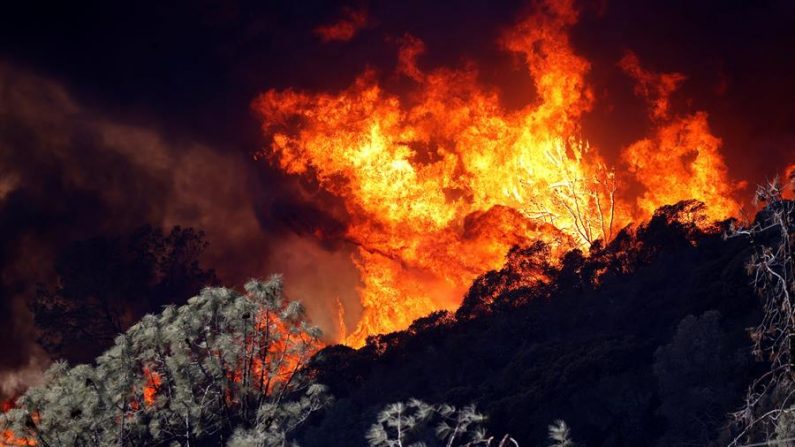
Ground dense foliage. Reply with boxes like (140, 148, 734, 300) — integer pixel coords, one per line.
(6, 197, 792, 446)
(301, 201, 760, 446)
(1, 276, 326, 446)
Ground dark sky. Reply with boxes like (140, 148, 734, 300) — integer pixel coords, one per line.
(1, 0, 794, 395)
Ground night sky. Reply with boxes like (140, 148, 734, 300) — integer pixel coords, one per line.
(1, 0, 794, 396)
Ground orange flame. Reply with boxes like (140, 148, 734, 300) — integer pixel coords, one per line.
(314, 7, 368, 43)
(1, 400, 35, 447)
(0, 431, 35, 447)
(618, 51, 685, 120)
(142, 368, 161, 407)
(784, 164, 795, 200)
(254, 0, 739, 347)
(619, 51, 740, 218)
(141, 308, 321, 407)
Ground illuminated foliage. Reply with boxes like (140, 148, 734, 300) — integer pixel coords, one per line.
(366, 399, 522, 447)
(0, 277, 327, 446)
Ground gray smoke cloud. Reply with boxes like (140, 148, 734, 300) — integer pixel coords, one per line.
(0, 61, 361, 399)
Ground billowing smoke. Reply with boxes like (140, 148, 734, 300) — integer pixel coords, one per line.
(0, 62, 342, 397)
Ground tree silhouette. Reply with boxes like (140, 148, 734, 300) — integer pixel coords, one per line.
(32, 225, 217, 363)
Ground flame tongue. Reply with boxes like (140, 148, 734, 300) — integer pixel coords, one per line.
(254, 0, 739, 346)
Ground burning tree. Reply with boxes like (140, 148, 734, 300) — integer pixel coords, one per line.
(0, 276, 328, 446)
(523, 139, 618, 247)
(726, 172, 795, 445)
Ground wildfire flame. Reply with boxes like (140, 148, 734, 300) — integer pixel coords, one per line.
(0, 431, 34, 447)
(1, 400, 35, 447)
(142, 368, 161, 407)
(254, 0, 740, 346)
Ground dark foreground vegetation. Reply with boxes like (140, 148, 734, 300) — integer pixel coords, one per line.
(300, 200, 761, 446)
(5, 188, 795, 446)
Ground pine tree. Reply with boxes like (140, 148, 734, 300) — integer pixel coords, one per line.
(0, 276, 328, 446)
(366, 399, 525, 447)
(547, 420, 574, 447)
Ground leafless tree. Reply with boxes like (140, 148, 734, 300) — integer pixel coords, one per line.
(726, 173, 795, 446)
(524, 139, 617, 247)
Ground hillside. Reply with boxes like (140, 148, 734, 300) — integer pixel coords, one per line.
(0, 200, 772, 446)
(299, 201, 761, 446)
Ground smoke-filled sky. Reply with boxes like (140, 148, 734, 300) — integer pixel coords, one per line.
(1, 0, 794, 395)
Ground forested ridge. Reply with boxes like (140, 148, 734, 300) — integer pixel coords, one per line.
(299, 201, 761, 446)
(6, 196, 795, 446)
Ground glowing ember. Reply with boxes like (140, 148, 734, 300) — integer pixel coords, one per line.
(1, 400, 35, 447)
(0, 430, 35, 447)
(142, 368, 161, 407)
(0, 431, 35, 447)
(254, 0, 739, 346)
